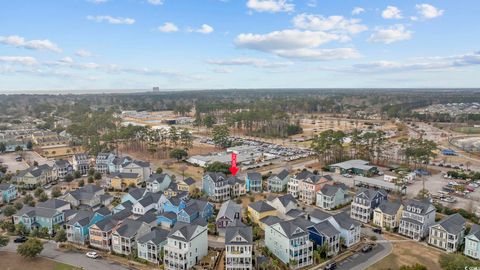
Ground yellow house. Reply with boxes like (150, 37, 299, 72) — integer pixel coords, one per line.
(177, 177, 197, 194)
(373, 200, 403, 230)
(110, 172, 142, 191)
(247, 201, 277, 225)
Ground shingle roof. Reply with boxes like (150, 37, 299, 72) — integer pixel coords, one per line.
(183, 177, 196, 186)
(37, 199, 69, 210)
(159, 212, 177, 220)
(276, 169, 289, 180)
(111, 209, 133, 221)
(277, 217, 315, 238)
(137, 228, 169, 245)
(225, 220, 252, 245)
(468, 224, 480, 239)
(309, 209, 332, 222)
(67, 210, 94, 226)
(227, 176, 245, 186)
(95, 206, 112, 216)
(247, 172, 262, 181)
(205, 172, 227, 182)
(377, 200, 402, 216)
(434, 213, 466, 235)
(217, 200, 242, 222)
(93, 216, 118, 231)
(168, 220, 206, 241)
(275, 193, 297, 207)
(356, 188, 387, 200)
(112, 172, 139, 179)
(404, 199, 434, 215)
(147, 173, 169, 183)
(127, 188, 147, 201)
(0, 183, 14, 191)
(16, 206, 60, 219)
(332, 211, 360, 229)
(248, 201, 275, 213)
(320, 184, 346, 197)
(114, 219, 146, 238)
(136, 212, 157, 224)
(286, 209, 306, 219)
(311, 220, 340, 237)
(260, 216, 283, 226)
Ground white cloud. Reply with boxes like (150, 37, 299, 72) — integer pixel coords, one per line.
(368, 24, 412, 44)
(382, 6, 403, 19)
(0, 35, 61, 53)
(207, 57, 291, 68)
(415, 4, 444, 19)
(75, 49, 92, 57)
(352, 7, 365, 15)
(86, 15, 135, 25)
(158, 22, 179, 33)
(345, 51, 480, 73)
(147, 0, 164, 5)
(190, 24, 214, 34)
(292, 14, 368, 36)
(212, 67, 233, 74)
(246, 0, 294, 13)
(0, 56, 38, 65)
(235, 29, 359, 61)
(59, 57, 74, 64)
(87, 0, 107, 4)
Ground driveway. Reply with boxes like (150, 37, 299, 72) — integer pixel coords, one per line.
(336, 228, 392, 270)
(1, 239, 133, 270)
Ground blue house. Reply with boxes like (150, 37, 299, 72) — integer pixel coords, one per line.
(66, 208, 111, 245)
(13, 206, 64, 233)
(246, 172, 262, 193)
(176, 199, 214, 223)
(308, 220, 341, 257)
(0, 183, 17, 203)
(121, 187, 148, 205)
(163, 195, 188, 214)
(202, 172, 230, 202)
(177, 204, 200, 223)
(157, 212, 177, 228)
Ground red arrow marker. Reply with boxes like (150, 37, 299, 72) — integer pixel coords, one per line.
(229, 152, 239, 176)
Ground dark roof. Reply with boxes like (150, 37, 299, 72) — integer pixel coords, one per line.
(119, 201, 133, 211)
(137, 228, 169, 245)
(112, 172, 139, 179)
(277, 217, 315, 238)
(16, 206, 60, 219)
(54, 159, 71, 168)
(246, 172, 262, 181)
(180, 203, 199, 216)
(168, 220, 206, 241)
(0, 183, 14, 191)
(114, 219, 147, 238)
(136, 212, 157, 224)
(147, 173, 169, 183)
(276, 169, 289, 179)
(37, 199, 69, 209)
(227, 176, 245, 186)
(127, 188, 147, 200)
(377, 200, 402, 216)
(67, 210, 94, 226)
(311, 220, 340, 237)
(159, 212, 177, 220)
(225, 221, 253, 245)
(404, 199, 434, 215)
(434, 213, 466, 235)
(217, 200, 242, 222)
(468, 224, 480, 239)
(356, 188, 387, 200)
(248, 201, 275, 213)
(95, 206, 112, 216)
(332, 211, 360, 229)
(183, 177, 196, 186)
(111, 209, 133, 221)
(286, 209, 306, 219)
(320, 184, 346, 197)
(260, 216, 283, 226)
(309, 209, 332, 222)
(275, 193, 297, 207)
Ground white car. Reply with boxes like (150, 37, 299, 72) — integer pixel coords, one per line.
(86, 251, 99, 259)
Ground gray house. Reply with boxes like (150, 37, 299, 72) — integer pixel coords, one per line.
(216, 200, 242, 235)
(350, 188, 387, 223)
(398, 199, 436, 240)
(267, 169, 289, 193)
(137, 228, 170, 264)
(225, 220, 253, 270)
(316, 183, 350, 210)
(428, 213, 466, 252)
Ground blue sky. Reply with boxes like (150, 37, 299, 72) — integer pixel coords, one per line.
(1, 0, 479, 92)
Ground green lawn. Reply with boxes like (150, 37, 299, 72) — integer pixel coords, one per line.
(453, 126, 480, 134)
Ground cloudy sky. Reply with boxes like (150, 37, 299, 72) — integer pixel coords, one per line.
(1, 0, 479, 92)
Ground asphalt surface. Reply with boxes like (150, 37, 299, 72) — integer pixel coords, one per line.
(336, 228, 393, 270)
(1, 239, 133, 270)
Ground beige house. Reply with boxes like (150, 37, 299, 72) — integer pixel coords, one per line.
(373, 200, 403, 230)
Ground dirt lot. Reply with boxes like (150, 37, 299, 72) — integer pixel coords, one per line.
(368, 234, 442, 270)
(0, 151, 52, 173)
(0, 251, 80, 270)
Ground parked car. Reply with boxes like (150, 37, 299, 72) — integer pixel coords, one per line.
(372, 227, 382, 234)
(362, 244, 374, 253)
(324, 262, 337, 270)
(14, 236, 28, 243)
(86, 251, 99, 259)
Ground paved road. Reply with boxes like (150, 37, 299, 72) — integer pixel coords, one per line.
(1, 239, 133, 270)
(336, 228, 392, 270)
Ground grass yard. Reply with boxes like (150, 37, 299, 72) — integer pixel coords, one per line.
(453, 126, 480, 134)
(0, 251, 81, 270)
(367, 237, 443, 270)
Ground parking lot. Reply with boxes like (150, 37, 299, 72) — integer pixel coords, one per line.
(0, 151, 52, 173)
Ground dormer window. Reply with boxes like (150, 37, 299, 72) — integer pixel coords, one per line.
(407, 206, 411, 211)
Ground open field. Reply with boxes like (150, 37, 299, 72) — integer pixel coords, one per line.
(453, 127, 480, 134)
(0, 251, 81, 270)
(367, 235, 442, 270)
